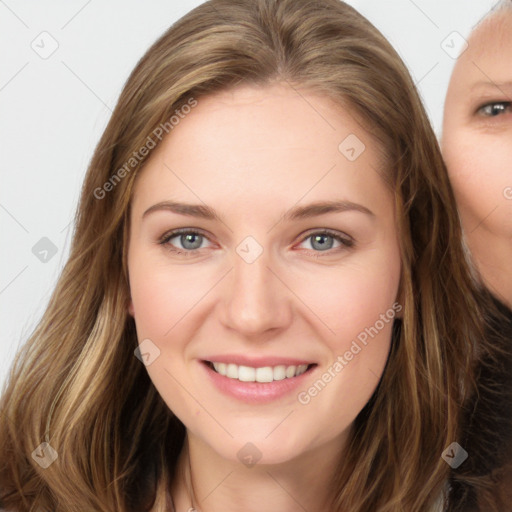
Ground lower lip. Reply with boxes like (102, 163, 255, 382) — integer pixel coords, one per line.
(200, 361, 317, 404)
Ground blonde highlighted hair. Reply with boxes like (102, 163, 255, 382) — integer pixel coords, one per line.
(1, 0, 487, 510)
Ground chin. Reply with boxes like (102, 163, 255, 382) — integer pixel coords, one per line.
(201, 426, 319, 467)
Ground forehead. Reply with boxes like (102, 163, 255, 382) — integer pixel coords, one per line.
(130, 83, 391, 218)
(447, 12, 512, 93)
(462, 11, 512, 64)
(167, 83, 365, 151)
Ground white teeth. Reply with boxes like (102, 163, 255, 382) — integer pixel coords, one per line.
(296, 364, 308, 376)
(256, 367, 274, 382)
(273, 365, 286, 381)
(285, 366, 296, 378)
(226, 363, 238, 379)
(211, 362, 311, 382)
(238, 365, 256, 382)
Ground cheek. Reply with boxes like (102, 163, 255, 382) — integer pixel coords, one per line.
(301, 269, 397, 336)
(444, 130, 512, 232)
(128, 253, 204, 417)
(129, 274, 174, 336)
(291, 263, 399, 437)
(289, 253, 401, 413)
(292, 242, 401, 337)
(128, 252, 211, 339)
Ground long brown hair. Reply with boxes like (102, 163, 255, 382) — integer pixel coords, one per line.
(0, 0, 486, 510)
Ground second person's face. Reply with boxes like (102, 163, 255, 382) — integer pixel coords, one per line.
(442, 11, 512, 240)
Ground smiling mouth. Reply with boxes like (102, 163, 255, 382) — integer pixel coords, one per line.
(203, 361, 317, 383)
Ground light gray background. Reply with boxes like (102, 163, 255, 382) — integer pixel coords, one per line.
(0, 0, 498, 389)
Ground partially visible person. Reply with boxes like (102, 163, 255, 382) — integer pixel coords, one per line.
(442, 0, 512, 310)
(442, 1, 512, 510)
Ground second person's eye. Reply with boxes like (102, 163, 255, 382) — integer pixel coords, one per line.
(477, 101, 512, 117)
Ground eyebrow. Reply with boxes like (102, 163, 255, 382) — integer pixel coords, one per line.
(142, 199, 375, 222)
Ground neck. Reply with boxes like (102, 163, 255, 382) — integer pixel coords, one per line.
(170, 431, 344, 512)
(464, 225, 512, 309)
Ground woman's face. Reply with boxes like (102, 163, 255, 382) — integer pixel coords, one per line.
(442, 11, 512, 238)
(127, 82, 401, 466)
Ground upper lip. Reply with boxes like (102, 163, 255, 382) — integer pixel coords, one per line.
(202, 355, 316, 367)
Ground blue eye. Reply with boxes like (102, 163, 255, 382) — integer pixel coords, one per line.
(158, 228, 354, 257)
(159, 229, 209, 256)
(298, 231, 354, 253)
(477, 101, 511, 117)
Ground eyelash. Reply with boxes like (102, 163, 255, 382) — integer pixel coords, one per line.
(476, 101, 512, 117)
(157, 228, 354, 257)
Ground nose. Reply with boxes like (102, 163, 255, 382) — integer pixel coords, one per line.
(219, 249, 292, 338)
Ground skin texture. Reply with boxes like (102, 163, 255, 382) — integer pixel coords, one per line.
(127, 82, 401, 511)
(442, 10, 512, 309)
